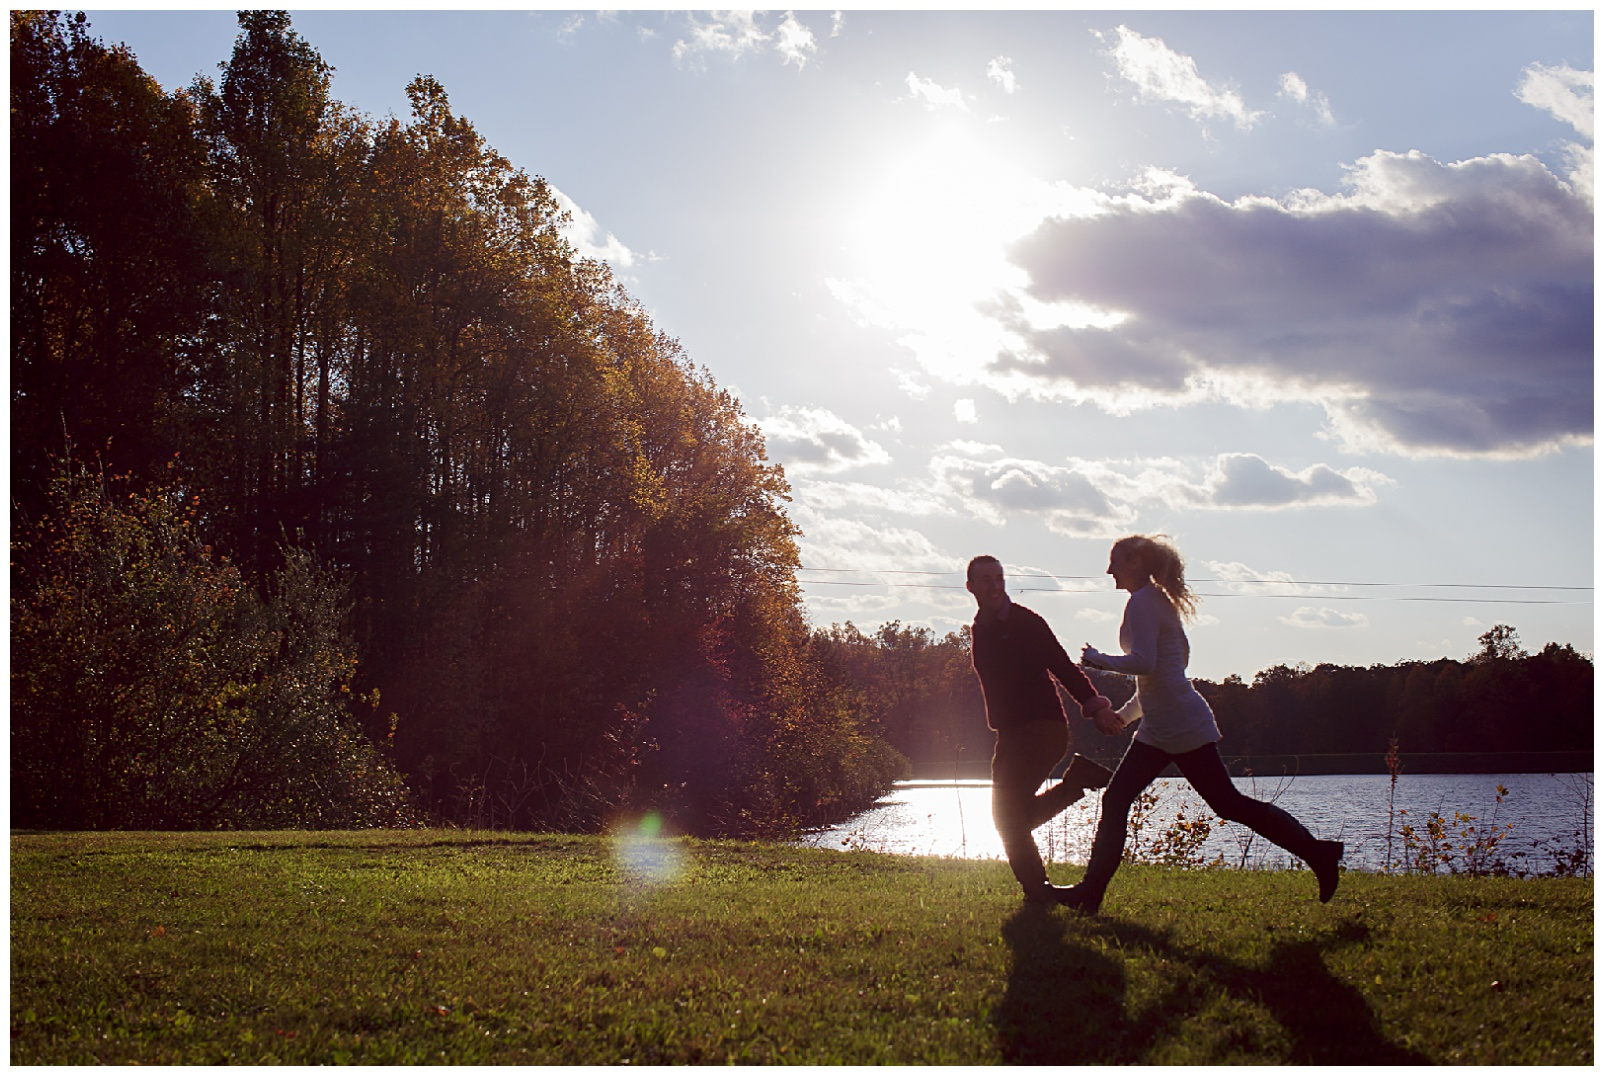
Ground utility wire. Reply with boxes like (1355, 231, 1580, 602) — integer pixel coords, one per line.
(793, 567, 1592, 604)
(796, 565, 1591, 592)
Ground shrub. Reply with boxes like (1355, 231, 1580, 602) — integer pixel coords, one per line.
(11, 462, 415, 828)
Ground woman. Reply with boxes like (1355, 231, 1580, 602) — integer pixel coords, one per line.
(1061, 534, 1343, 914)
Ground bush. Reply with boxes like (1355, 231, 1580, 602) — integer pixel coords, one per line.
(11, 462, 415, 828)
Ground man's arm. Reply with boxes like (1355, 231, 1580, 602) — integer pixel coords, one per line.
(1034, 613, 1109, 714)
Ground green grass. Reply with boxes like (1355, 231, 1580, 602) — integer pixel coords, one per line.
(11, 829, 1592, 1064)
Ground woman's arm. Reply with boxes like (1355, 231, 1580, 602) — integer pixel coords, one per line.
(1083, 590, 1160, 676)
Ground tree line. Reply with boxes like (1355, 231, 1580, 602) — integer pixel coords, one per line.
(12, 10, 904, 833)
(810, 621, 1592, 775)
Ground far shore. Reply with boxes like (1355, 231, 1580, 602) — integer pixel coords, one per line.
(908, 750, 1595, 782)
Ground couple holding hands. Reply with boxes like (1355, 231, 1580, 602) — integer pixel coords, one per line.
(968, 534, 1344, 914)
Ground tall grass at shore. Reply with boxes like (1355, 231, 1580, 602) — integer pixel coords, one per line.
(11, 829, 1592, 1064)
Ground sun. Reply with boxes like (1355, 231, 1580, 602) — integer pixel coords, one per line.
(832, 125, 1122, 387)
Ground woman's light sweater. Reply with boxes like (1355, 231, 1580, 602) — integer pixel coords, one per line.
(1082, 583, 1222, 755)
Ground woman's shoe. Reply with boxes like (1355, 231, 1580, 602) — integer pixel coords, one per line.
(1062, 753, 1114, 792)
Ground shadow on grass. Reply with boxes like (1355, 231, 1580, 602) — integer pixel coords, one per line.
(995, 908, 1430, 1064)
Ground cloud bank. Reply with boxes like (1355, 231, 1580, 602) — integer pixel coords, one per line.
(926, 450, 1381, 537)
(1005, 147, 1593, 457)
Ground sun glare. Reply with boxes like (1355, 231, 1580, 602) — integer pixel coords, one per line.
(835, 127, 1122, 387)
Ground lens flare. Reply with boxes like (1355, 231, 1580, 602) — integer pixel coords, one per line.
(612, 811, 686, 887)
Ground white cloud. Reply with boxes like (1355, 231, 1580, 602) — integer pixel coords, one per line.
(923, 450, 1387, 537)
(672, 11, 820, 71)
(1278, 71, 1334, 125)
(1005, 148, 1593, 457)
(550, 185, 639, 268)
(954, 399, 978, 424)
(1205, 561, 1346, 598)
(791, 509, 971, 621)
(1100, 24, 1263, 131)
(906, 72, 969, 112)
(931, 454, 1136, 538)
(1075, 607, 1118, 622)
(943, 439, 1002, 457)
(774, 11, 817, 70)
(1278, 607, 1369, 629)
(987, 56, 1017, 95)
(830, 11, 844, 38)
(758, 406, 891, 474)
(1517, 62, 1594, 139)
(1059, 454, 1389, 513)
(673, 11, 768, 64)
(557, 14, 584, 41)
(788, 476, 951, 517)
(1516, 62, 1594, 202)
(1203, 454, 1387, 509)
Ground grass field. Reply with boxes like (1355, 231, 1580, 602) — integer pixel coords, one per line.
(10, 828, 1593, 1064)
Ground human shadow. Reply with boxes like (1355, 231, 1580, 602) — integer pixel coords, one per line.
(992, 904, 1131, 1063)
(995, 909, 1430, 1064)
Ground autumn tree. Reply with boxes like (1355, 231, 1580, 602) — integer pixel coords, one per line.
(10, 10, 206, 520)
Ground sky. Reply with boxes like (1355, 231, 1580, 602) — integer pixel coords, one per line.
(79, 7, 1596, 681)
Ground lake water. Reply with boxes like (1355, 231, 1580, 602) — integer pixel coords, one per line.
(797, 772, 1594, 876)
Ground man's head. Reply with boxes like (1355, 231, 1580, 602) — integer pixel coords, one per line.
(966, 555, 1008, 618)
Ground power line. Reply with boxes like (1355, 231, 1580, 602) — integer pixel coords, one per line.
(795, 565, 1591, 592)
(792, 567, 1592, 604)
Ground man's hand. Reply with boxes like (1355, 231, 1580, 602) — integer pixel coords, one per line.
(1080, 694, 1113, 722)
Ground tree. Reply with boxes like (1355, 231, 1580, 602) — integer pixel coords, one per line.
(10, 11, 206, 521)
(1473, 623, 1527, 663)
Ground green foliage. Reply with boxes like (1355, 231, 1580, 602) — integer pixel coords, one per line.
(10, 831, 1594, 1064)
(11, 463, 415, 828)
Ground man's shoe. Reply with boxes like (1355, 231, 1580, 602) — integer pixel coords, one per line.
(1024, 882, 1068, 905)
(1312, 839, 1344, 903)
(1063, 753, 1113, 792)
(1053, 883, 1102, 915)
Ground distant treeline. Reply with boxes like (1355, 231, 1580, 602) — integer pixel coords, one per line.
(810, 621, 1593, 776)
(12, 11, 904, 833)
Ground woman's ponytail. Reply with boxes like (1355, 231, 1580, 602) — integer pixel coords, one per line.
(1113, 534, 1199, 622)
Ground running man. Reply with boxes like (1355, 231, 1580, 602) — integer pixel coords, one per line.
(966, 554, 1116, 904)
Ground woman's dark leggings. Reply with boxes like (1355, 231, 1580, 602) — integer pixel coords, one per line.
(1079, 739, 1321, 900)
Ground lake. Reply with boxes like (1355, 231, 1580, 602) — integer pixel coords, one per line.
(797, 772, 1594, 876)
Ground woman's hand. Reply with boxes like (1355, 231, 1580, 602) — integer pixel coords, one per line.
(1093, 709, 1126, 736)
(1080, 644, 1108, 670)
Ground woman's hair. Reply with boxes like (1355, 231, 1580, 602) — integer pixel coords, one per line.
(1113, 534, 1199, 622)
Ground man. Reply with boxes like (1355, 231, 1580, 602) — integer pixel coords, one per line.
(967, 554, 1116, 904)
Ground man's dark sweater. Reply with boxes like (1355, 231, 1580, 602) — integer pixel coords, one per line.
(971, 602, 1098, 731)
